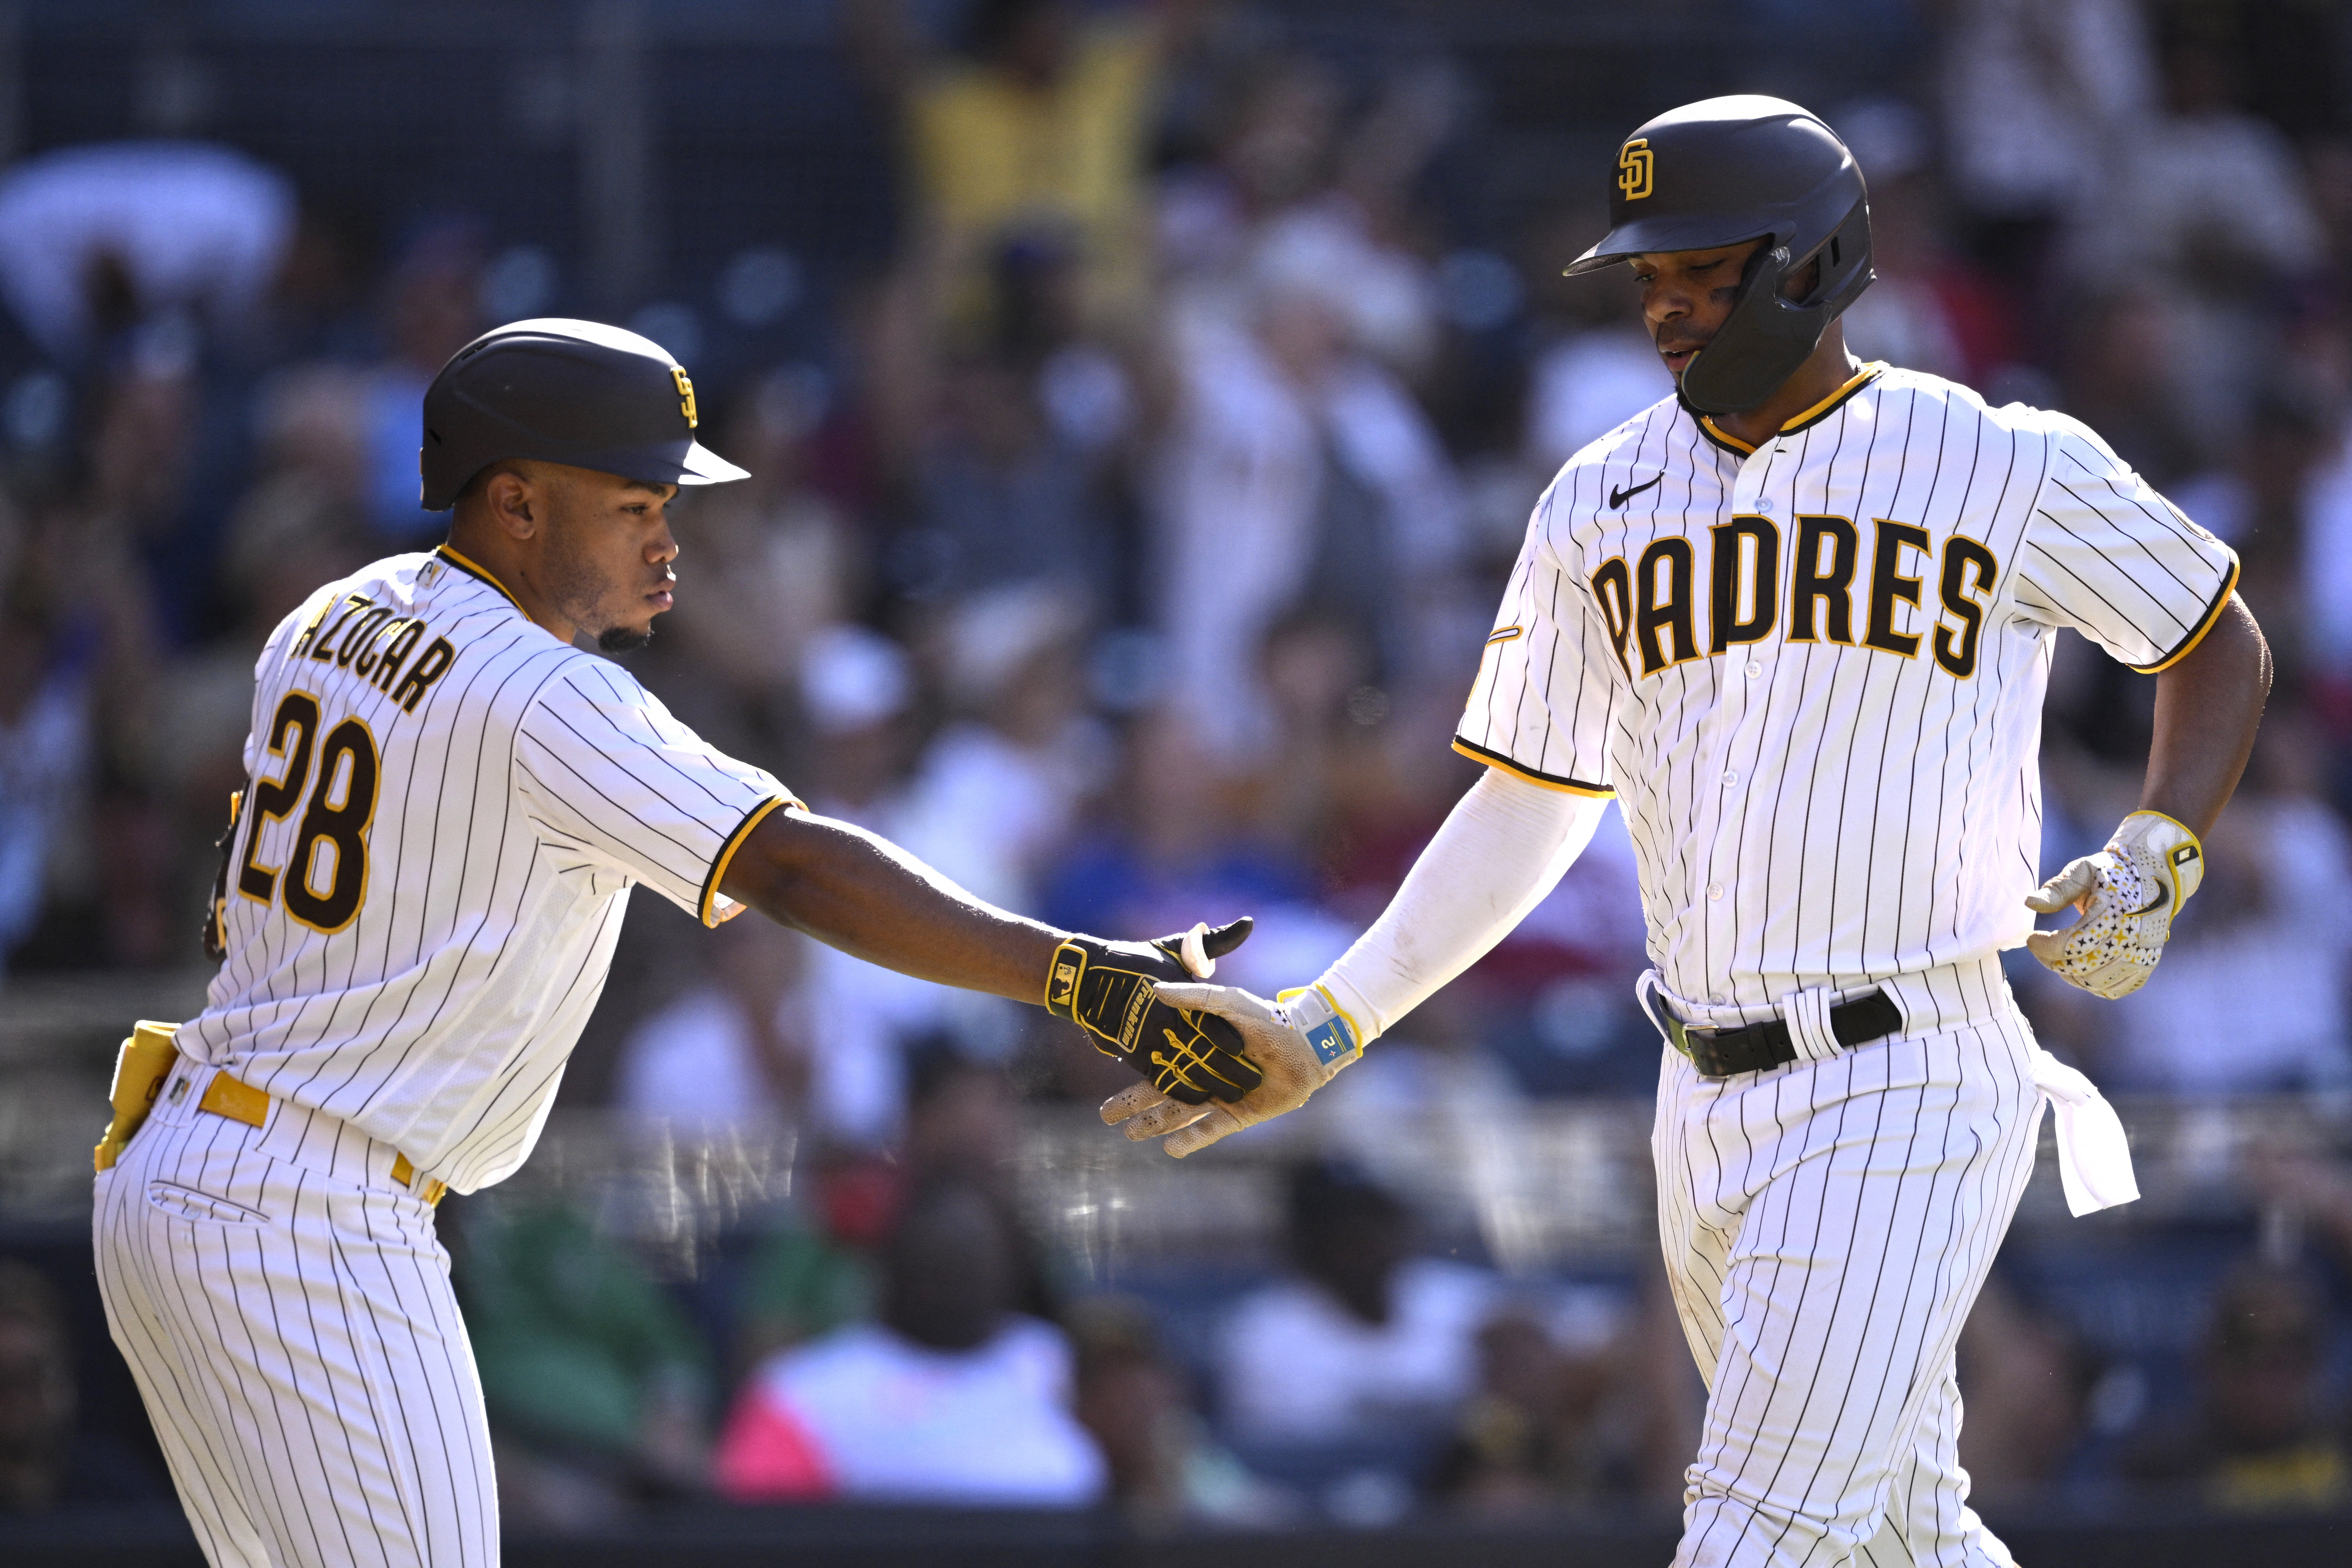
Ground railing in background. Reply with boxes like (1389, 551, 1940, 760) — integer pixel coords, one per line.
(9, 968, 2350, 1272)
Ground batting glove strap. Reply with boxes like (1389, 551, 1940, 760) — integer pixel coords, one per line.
(2114, 810, 2205, 904)
(1272, 984, 1368, 1067)
(2024, 811, 2204, 1000)
(1045, 936, 1265, 1104)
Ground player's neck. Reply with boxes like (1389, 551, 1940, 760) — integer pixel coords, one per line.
(1703, 328, 1863, 450)
(439, 526, 577, 643)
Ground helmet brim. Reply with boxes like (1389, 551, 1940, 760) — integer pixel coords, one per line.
(1565, 218, 1781, 276)
(676, 440, 750, 486)
(594, 438, 752, 494)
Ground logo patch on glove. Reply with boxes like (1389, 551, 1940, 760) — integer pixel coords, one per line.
(1045, 937, 1264, 1104)
(1305, 1013, 1359, 1066)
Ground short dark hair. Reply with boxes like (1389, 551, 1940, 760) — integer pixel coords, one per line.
(452, 459, 530, 512)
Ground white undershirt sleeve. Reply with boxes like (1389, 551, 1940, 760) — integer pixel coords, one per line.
(1312, 767, 1609, 1042)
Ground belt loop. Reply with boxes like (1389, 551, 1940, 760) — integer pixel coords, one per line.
(1635, 970, 1687, 1057)
(1778, 986, 1844, 1063)
(390, 1152, 446, 1206)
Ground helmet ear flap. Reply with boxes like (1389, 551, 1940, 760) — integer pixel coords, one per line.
(1804, 199, 1872, 309)
(1679, 200, 1873, 415)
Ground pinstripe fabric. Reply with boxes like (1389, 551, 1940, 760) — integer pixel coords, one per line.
(107, 548, 803, 1566)
(1459, 368, 2238, 1020)
(95, 1058, 494, 1568)
(184, 548, 796, 1197)
(1652, 956, 2040, 1568)
(1448, 368, 2215, 1567)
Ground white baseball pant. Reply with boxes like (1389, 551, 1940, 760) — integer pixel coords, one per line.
(93, 1056, 497, 1568)
(1653, 956, 2042, 1568)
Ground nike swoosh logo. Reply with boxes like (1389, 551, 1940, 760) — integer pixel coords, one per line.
(1610, 474, 1662, 508)
(2129, 880, 2169, 918)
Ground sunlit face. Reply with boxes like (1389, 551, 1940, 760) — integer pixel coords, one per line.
(531, 466, 680, 653)
(1628, 240, 1767, 385)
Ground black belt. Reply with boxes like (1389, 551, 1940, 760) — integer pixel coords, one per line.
(1660, 989, 1904, 1078)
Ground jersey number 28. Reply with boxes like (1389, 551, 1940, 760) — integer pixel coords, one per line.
(236, 691, 381, 934)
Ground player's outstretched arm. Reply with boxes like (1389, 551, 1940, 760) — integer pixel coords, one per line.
(720, 806, 1062, 1000)
(717, 805, 1262, 1102)
(2026, 594, 2271, 999)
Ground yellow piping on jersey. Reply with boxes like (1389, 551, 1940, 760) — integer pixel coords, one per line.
(1450, 738, 1615, 798)
(1699, 361, 1887, 455)
(700, 794, 797, 927)
(433, 545, 527, 616)
(1485, 626, 1524, 645)
(2132, 559, 2240, 674)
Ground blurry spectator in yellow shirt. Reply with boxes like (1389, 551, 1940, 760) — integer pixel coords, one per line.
(879, 0, 1189, 335)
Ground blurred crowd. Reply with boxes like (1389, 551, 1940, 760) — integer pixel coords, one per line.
(7, 0, 2352, 1535)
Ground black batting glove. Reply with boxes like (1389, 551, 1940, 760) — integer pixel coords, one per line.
(1043, 918, 1263, 1104)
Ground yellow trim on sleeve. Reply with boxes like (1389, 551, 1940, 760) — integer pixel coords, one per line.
(1450, 739, 1615, 798)
(699, 795, 795, 928)
(1485, 626, 1524, 645)
(2132, 561, 2240, 675)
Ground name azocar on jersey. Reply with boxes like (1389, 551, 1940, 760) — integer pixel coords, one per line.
(1590, 515, 2000, 684)
(289, 591, 459, 714)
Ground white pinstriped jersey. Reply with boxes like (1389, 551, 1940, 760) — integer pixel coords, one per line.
(1458, 363, 2238, 1014)
(183, 546, 796, 1194)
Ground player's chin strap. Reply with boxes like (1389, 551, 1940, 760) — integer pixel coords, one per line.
(2029, 1050, 2140, 1216)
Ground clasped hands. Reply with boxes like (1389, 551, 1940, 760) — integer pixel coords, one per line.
(1048, 913, 1366, 1157)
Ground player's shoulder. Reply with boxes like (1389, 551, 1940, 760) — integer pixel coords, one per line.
(262, 548, 572, 683)
(516, 647, 681, 752)
(259, 550, 434, 663)
(1552, 390, 1685, 479)
(267, 548, 520, 638)
(275, 549, 419, 616)
(1537, 390, 1687, 518)
(1869, 365, 2118, 466)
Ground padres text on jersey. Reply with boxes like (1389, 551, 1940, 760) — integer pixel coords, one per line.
(1458, 364, 2239, 1014)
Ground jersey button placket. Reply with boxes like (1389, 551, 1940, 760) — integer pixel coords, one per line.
(1707, 448, 1779, 1000)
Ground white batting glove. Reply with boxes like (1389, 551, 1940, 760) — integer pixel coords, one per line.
(1099, 983, 1365, 1158)
(2024, 810, 2206, 1000)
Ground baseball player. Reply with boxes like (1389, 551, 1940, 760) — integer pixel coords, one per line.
(88, 318, 1262, 1568)
(1110, 98, 2272, 1566)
